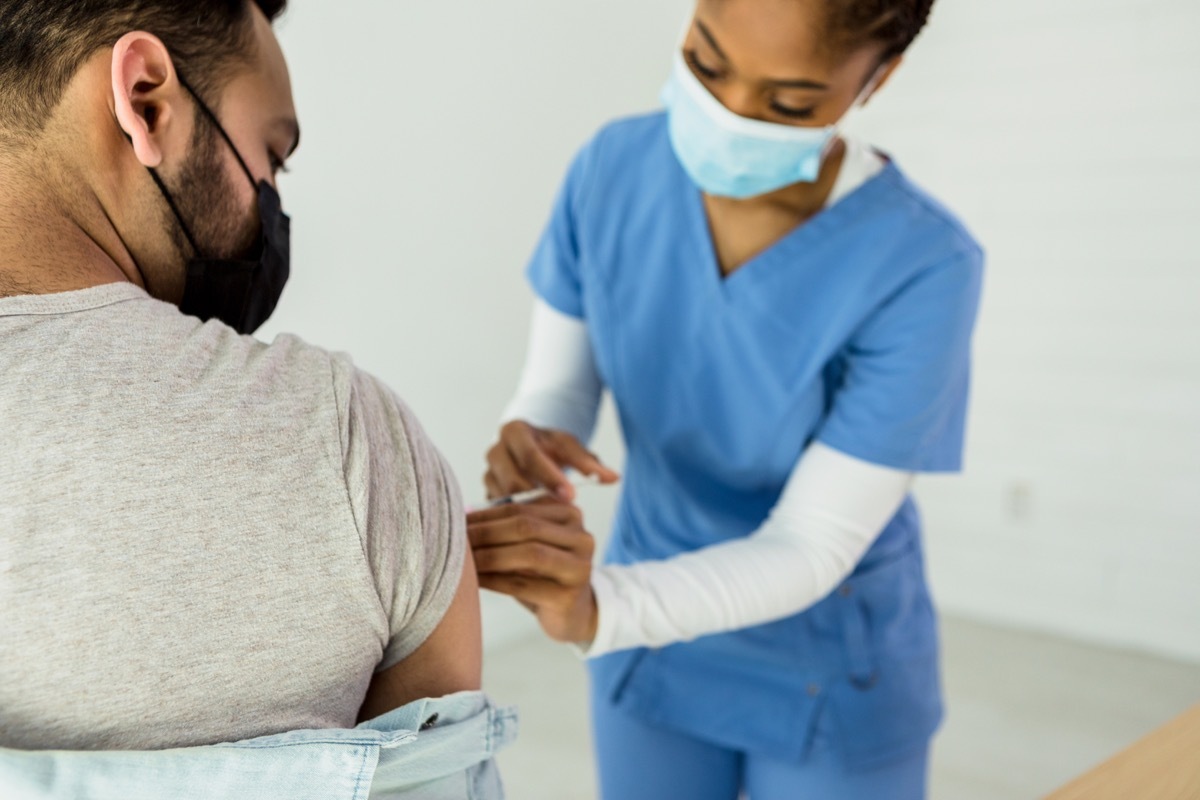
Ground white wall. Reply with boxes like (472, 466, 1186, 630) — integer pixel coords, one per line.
(266, 1, 1200, 661)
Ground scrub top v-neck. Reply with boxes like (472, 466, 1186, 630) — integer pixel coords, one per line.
(525, 111, 983, 768)
(684, 147, 880, 302)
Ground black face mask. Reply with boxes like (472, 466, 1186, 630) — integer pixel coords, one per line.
(147, 76, 291, 335)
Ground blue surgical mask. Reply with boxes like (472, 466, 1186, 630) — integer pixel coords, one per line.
(661, 50, 867, 199)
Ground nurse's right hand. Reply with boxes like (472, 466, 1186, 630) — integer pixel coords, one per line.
(484, 421, 619, 502)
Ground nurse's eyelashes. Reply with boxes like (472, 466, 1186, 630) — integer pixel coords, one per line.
(769, 102, 817, 120)
(685, 49, 723, 81)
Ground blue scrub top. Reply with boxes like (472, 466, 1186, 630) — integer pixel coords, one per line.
(527, 112, 984, 768)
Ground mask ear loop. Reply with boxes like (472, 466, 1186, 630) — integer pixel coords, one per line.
(146, 166, 203, 257)
(823, 65, 886, 159)
(175, 72, 259, 190)
(139, 70, 263, 261)
(852, 65, 886, 110)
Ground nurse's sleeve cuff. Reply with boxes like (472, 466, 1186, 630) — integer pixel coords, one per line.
(570, 568, 621, 660)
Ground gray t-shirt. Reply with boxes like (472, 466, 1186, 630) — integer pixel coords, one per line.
(0, 283, 465, 751)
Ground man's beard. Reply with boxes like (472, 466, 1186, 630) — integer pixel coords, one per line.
(168, 111, 260, 264)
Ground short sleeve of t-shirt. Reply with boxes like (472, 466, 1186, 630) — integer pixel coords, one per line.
(526, 140, 596, 320)
(817, 247, 984, 473)
(333, 359, 466, 672)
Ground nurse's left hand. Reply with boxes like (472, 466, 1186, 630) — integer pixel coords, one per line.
(467, 501, 599, 646)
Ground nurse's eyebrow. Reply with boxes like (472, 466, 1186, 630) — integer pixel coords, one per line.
(695, 19, 830, 92)
(695, 20, 729, 62)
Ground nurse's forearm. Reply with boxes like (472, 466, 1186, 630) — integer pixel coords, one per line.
(501, 298, 602, 445)
(583, 443, 914, 658)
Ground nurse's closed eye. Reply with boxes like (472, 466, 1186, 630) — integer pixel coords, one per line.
(771, 102, 816, 120)
(685, 50, 723, 81)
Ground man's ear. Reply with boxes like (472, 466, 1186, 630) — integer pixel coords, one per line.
(860, 55, 903, 108)
(110, 31, 187, 169)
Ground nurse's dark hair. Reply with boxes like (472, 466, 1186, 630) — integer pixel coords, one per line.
(0, 0, 287, 144)
(825, 0, 936, 60)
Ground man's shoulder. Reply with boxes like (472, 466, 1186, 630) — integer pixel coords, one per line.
(69, 290, 365, 448)
(125, 296, 356, 413)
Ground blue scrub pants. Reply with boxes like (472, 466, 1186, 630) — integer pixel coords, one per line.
(591, 686, 929, 800)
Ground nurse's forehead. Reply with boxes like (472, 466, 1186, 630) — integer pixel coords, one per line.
(695, 0, 845, 78)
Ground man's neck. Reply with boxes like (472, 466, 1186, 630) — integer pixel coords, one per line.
(0, 159, 140, 298)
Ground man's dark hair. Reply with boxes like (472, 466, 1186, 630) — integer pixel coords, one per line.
(0, 0, 287, 144)
(825, 0, 936, 61)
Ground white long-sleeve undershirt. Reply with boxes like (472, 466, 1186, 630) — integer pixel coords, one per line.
(501, 300, 603, 445)
(502, 139, 912, 658)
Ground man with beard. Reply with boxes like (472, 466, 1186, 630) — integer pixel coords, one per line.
(0, 0, 482, 754)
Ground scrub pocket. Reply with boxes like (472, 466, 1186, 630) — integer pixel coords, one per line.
(601, 636, 825, 764)
(825, 546, 943, 769)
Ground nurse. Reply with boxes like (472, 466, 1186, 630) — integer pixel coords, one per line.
(468, 0, 982, 797)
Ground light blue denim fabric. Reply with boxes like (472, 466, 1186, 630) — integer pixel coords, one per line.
(0, 691, 516, 800)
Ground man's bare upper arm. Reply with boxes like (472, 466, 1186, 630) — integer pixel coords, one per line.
(358, 546, 482, 722)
